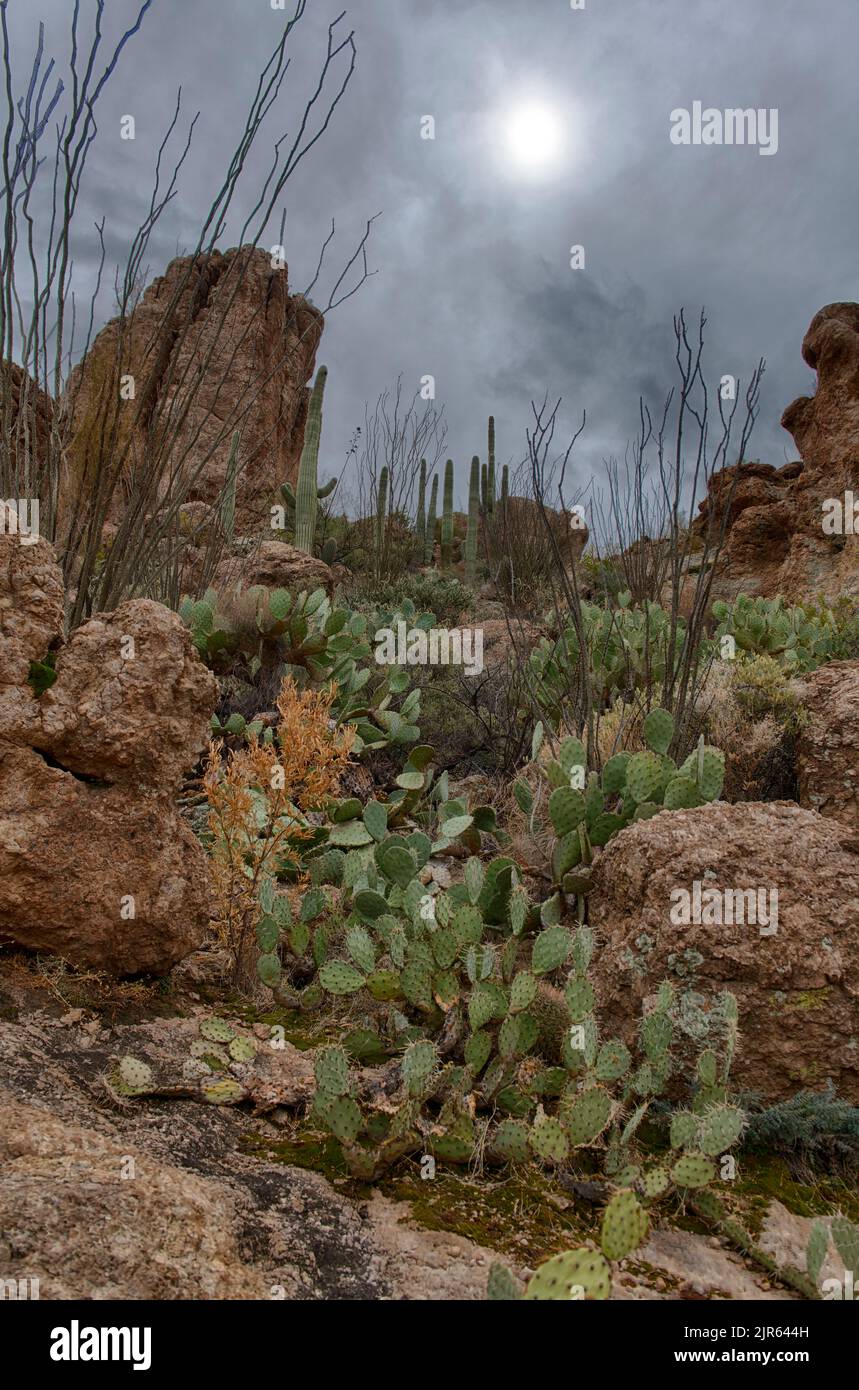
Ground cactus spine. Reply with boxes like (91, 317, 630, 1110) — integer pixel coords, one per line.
(294, 365, 328, 553)
(425, 473, 439, 566)
(415, 458, 427, 553)
(466, 455, 480, 586)
(487, 416, 496, 513)
(441, 459, 454, 568)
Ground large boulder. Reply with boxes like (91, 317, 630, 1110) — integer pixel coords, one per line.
(0, 745, 210, 975)
(589, 802, 859, 1102)
(695, 303, 859, 603)
(63, 245, 324, 533)
(0, 533, 215, 974)
(0, 535, 65, 741)
(213, 540, 334, 596)
(796, 659, 859, 833)
(35, 598, 217, 790)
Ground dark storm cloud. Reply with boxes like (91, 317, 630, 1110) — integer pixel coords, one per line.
(5, 0, 859, 507)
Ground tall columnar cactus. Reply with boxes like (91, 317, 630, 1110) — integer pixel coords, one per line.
(294, 365, 328, 553)
(425, 473, 439, 566)
(481, 463, 488, 511)
(375, 466, 389, 566)
(415, 458, 427, 553)
(487, 416, 496, 514)
(440, 459, 454, 568)
(465, 455, 480, 587)
(500, 463, 509, 516)
(219, 431, 240, 543)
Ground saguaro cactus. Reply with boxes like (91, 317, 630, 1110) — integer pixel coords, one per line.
(425, 473, 439, 565)
(375, 466, 389, 567)
(500, 463, 509, 516)
(294, 365, 328, 553)
(487, 416, 496, 513)
(440, 459, 454, 568)
(415, 458, 427, 553)
(465, 455, 480, 586)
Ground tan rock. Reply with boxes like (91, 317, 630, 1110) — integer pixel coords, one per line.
(796, 660, 859, 832)
(589, 802, 859, 1101)
(213, 539, 334, 596)
(63, 245, 324, 533)
(0, 533, 64, 687)
(478, 617, 541, 667)
(0, 360, 54, 481)
(0, 537, 216, 975)
(0, 742, 210, 975)
(35, 597, 217, 790)
(0, 1093, 269, 1299)
(696, 303, 859, 603)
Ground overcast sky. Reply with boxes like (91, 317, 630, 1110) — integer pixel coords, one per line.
(6, 0, 859, 507)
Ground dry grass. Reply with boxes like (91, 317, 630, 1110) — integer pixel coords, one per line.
(698, 656, 803, 802)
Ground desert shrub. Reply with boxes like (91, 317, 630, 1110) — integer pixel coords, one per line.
(203, 678, 353, 990)
(346, 571, 473, 628)
(578, 552, 624, 604)
(701, 655, 803, 802)
(742, 1086, 859, 1178)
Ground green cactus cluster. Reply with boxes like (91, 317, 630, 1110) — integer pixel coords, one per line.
(530, 597, 688, 713)
(522, 711, 724, 916)
(712, 594, 845, 672)
(180, 586, 427, 758)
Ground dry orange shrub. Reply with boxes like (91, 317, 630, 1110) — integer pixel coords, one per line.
(203, 677, 354, 987)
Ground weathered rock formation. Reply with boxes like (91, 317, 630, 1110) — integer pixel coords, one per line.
(0, 533, 217, 974)
(796, 659, 859, 833)
(696, 303, 859, 602)
(64, 245, 323, 532)
(213, 539, 334, 597)
(589, 802, 859, 1102)
(0, 359, 54, 477)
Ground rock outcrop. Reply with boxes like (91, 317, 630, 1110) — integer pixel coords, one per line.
(64, 245, 324, 532)
(796, 659, 859, 833)
(0, 533, 217, 975)
(213, 539, 335, 597)
(695, 303, 859, 603)
(589, 802, 859, 1102)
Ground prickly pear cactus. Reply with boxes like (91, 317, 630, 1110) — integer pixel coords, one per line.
(600, 1190, 649, 1260)
(522, 1248, 611, 1301)
(116, 1056, 155, 1096)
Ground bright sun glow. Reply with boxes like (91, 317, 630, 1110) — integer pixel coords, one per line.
(505, 102, 565, 174)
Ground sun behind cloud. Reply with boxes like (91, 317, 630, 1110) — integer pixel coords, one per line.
(504, 100, 566, 176)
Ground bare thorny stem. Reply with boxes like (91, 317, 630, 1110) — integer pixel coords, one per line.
(510, 310, 765, 764)
(1, 0, 378, 628)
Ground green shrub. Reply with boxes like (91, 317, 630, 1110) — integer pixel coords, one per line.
(346, 571, 473, 628)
